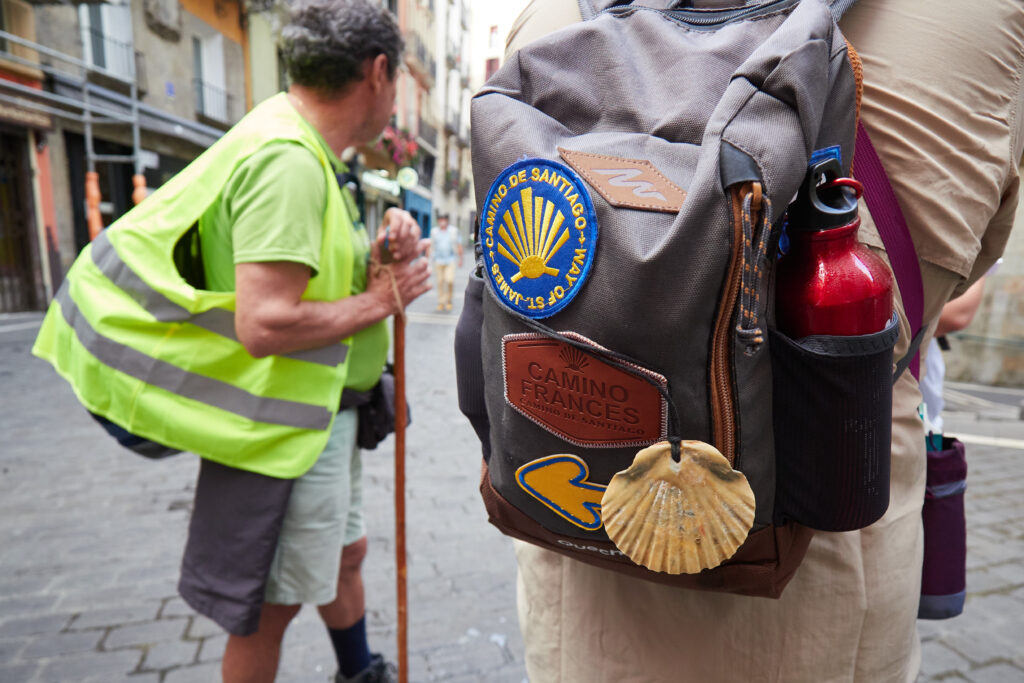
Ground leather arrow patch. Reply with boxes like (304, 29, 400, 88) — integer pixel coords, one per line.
(559, 147, 686, 213)
(516, 454, 607, 530)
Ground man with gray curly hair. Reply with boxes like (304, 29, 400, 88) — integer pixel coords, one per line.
(171, 2, 424, 682)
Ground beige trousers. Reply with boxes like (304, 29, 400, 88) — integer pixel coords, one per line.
(506, 1, 1024, 681)
(435, 262, 456, 309)
(514, 261, 955, 683)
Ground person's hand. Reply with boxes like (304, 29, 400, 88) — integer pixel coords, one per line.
(376, 208, 421, 263)
(367, 239, 431, 314)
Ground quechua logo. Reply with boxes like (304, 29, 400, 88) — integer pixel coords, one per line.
(480, 159, 598, 318)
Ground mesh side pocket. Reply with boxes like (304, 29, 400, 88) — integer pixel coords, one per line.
(769, 315, 899, 531)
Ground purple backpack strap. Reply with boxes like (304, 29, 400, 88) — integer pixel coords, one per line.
(853, 121, 926, 381)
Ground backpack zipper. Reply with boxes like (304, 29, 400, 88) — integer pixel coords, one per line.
(670, 0, 799, 26)
(711, 182, 762, 465)
(609, 0, 799, 28)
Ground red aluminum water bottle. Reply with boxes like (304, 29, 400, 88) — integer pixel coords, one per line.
(777, 158, 893, 337)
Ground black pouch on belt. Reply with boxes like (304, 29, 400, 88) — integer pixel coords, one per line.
(340, 366, 411, 450)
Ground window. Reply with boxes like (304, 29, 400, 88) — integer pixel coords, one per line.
(78, 2, 134, 79)
(485, 57, 499, 81)
(1, 0, 40, 70)
(488, 25, 498, 50)
(193, 34, 228, 122)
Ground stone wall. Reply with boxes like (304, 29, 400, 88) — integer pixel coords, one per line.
(248, 11, 281, 107)
(138, 4, 246, 126)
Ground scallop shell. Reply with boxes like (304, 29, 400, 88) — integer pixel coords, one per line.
(601, 440, 755, 575)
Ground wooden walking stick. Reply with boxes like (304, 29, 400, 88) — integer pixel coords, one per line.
(393, 299, 409, 683)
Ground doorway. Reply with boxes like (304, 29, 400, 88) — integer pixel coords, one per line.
(0, 129, 43, 312)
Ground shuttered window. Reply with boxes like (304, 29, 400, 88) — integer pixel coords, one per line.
(78, 2, 134, 80)
(0, 0, 40, 74)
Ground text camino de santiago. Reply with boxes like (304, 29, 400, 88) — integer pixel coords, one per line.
(484, 165, 591, 311)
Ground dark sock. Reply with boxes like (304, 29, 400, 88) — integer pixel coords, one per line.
(328, 616, 372, 678)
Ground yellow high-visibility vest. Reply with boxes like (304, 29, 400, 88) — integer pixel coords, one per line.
(33, 93, 387, 478)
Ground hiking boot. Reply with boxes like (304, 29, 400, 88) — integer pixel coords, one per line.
(334, 654, 397, 683)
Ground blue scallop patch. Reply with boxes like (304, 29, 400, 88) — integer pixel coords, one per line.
(480, 159, 598, 318)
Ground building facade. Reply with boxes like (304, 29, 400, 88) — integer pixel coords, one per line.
(1, 0, 57, 312)
(1, 0, 470, 314)
(1, 0, 249, 313)
(433, 0, 473, 241)
(468, 0, 530, 240)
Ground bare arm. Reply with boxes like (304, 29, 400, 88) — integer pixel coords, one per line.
(235, 231, 431, 358)
(934, 276, 986, 337)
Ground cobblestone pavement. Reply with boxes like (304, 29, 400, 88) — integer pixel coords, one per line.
(1, 262, 1022, 682)
(917, 407, 1024, 683)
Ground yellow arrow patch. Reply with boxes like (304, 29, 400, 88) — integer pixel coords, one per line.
(516, 454, 607, 530)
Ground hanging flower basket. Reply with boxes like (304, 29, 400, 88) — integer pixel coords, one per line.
(444, 169, 459, 194)
(375, 125, 421, 167)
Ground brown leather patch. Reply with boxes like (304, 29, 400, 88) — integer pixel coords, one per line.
(558, 147, 686, 213)
(502, 332, 667, 448)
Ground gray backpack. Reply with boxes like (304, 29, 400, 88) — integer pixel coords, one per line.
(456, 0, 897, 597)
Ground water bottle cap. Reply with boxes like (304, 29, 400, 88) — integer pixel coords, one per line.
(787, 158, 860, 232)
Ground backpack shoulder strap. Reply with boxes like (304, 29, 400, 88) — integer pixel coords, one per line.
(854, 121, 926, 382)
(827, 0, 859, 22)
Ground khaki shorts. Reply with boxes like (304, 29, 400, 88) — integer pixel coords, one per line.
(264, 409, 366, 606)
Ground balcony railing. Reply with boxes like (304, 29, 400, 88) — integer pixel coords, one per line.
(446, 39, 459, 69)
(418, 117, 437, 149)
(416, 38, 427, 67)
(444, 108, 459, 136)
(407, 33, 437, 85)
(193, 78, 231, 123)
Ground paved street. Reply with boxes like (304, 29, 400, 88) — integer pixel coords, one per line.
(2, 260, 1023, 682)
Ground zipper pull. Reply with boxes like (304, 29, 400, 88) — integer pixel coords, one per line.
(736, 183, 772, 356)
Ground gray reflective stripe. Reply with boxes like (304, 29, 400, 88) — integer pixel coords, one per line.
(189, 308, 237, 337)
(56, 284, 333, 431)
(927, 480, 967, 499)
(90, 231, 348, 367)
(285, 343, 351, 367)
(92, 231, 189, 322)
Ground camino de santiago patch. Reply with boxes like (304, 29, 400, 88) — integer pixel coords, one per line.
(480, 159, 598, 318)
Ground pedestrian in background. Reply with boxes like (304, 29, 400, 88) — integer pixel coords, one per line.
(33, 1, 430, 682)
(428, 213, 463, 311)
(499, 1, 1024, 681)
